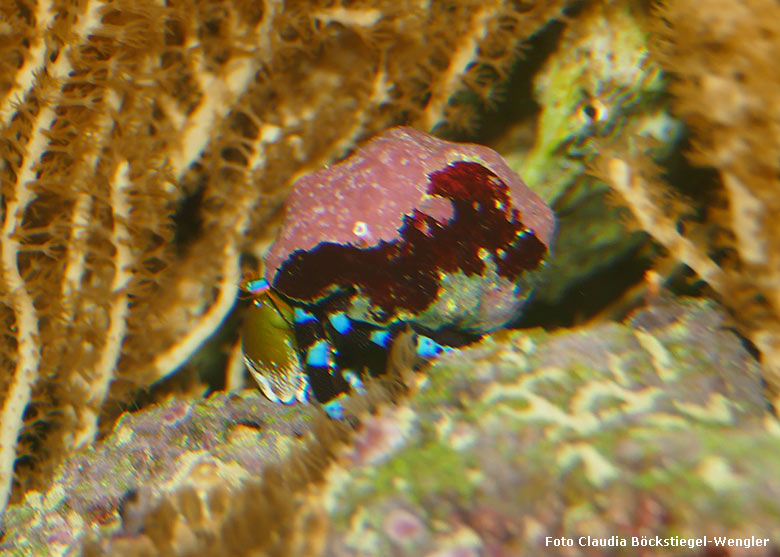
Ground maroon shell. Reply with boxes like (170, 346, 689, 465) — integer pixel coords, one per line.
(264, 127, 555, 284)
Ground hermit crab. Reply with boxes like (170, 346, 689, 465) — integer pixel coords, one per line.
(242, 127, 555, 416)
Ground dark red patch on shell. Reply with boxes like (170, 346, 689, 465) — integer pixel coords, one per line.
(271, 162, 547, 319)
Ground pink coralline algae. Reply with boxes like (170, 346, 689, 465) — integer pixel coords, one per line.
(346, 405, 414, 466)
(264, 127, 555, 334)
(383, 507, 429, 546)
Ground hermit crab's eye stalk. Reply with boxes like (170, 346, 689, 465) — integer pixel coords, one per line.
(241, 282, 309, 405)
(241, 277, 272, 298)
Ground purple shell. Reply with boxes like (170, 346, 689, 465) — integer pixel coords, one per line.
(265, 127, 554, 285)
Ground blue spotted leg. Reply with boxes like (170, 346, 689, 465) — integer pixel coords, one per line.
(241, 278, 453, 418)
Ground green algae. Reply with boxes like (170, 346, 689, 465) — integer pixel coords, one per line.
(367, 440, 475, 507)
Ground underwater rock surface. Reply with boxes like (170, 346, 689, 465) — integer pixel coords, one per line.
(1, 297, 777, 555)
(324, 297, 775, 555)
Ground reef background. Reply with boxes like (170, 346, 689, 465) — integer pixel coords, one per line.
(1, 0, 780, 554)
(0, 0, 570, 510)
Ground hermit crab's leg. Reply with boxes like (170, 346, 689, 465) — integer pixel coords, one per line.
(317, 310, 388, 419)
(241, 278, 310, 404)
(327, 311, 454, 377)
(368, 327, 454, 359)
(413, 334, 454, 359)
(319, 326, 454, 419)
(292, 306, 350, 405)
(296, 311, 365, 420)
(325, 311, 388, 380)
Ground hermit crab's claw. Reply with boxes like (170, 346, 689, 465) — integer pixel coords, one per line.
(241, 280, 309, 404)
(414, 334, 453, 359)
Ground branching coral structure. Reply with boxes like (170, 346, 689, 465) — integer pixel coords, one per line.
(0, 0, 570, 512)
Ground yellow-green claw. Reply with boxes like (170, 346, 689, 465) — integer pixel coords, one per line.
(241, 289, 309, 404)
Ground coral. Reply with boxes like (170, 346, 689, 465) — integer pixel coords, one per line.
(1, 297, 777, 555)
(0, 0, 571, 511)
(595, 0, 780, 401)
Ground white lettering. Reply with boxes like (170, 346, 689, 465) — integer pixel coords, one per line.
(545, 537, 573, 547)
(577, 536, 626, 547)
